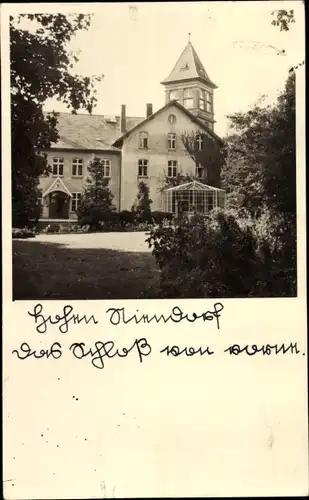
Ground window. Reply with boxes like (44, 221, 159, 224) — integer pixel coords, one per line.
(167, 160, 178, 178)
(139, 132, 148, 149)
(205, 91, 212, 113)
(168, 114, 176, 124)
(101, 159, 111, 177)
(138, 159, 148, 177)
(72, 158, 83, 177)
(196, 135, 204, 151)
(169, 90, 181, 103)
(52, 158, 64, 176)
(199, 90, 205, 110)
(71, 193, 82, 212)
(168, 133, 176, 150)
(183, 88, 194, 108)
(195, 163, 204, 179)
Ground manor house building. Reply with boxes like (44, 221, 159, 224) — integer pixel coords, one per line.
(39, 39, 225, 221)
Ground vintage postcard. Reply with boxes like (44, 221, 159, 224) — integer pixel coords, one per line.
(2, 1, 308, 498)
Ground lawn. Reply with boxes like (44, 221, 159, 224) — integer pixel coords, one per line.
(12, 232, 161, 300)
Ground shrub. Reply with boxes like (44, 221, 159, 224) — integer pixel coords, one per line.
(132, 182, 153, 223)
(12, 227, 35, 239)
(77, 157, 116, 231)
(119, 210, 136, 225)
(151, 211, 174, 224)
(146, 207, 296, 298)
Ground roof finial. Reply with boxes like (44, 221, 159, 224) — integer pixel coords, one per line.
(188, 32, 191, 43)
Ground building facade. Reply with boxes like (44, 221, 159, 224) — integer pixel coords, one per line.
(38, 39, 223, 221)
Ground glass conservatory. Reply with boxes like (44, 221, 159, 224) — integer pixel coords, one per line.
(164, 180, 226, 218)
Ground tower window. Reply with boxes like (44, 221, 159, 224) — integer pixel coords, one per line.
(139, 132, 148, 149)
(138, 159, 148, 177)
(183, 88, 193, 109)
(168, 133, 176, 150)
(199, 90, 205, 110)
(169, 90, 181, 103)
(167, 160, 178, 178)
(206, 91, 212, 113)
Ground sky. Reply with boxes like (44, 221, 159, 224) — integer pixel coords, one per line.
(16, 1, 306, 137)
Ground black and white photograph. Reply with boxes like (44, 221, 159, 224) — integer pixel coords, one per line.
(10, 2, 301, 300)
(3, 3, 307, 500)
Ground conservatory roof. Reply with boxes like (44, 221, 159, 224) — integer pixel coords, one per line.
(164, 180, 225, 192)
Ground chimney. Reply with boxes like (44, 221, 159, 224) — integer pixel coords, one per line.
(146, 103, 153, 118)
(120, 104, 126, 134)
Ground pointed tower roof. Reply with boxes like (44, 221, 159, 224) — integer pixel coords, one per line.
(161, 41, 217, 89)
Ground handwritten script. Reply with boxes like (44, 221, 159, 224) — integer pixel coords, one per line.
(27, 302, 224, 334)
(10, 302, 303, 370)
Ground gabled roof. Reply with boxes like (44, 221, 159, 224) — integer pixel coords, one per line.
(45, 112, 144, 151)
(113, 100, 223, 147)
(161, 42, 217, 89)
(165, 180, 225, 192)
(42, 177, 73, 198)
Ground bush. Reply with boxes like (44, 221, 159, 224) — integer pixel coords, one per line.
(12, 227, 35, 239)
(78, 210, 120, 231)
(133, 182, 152, 223)
(151, 211, 174, 224)
(146, 208, 296, 298)
(119, 210, 136, 225)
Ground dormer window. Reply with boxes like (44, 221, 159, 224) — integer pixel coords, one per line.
(139, 131, 148, 149)
(183, 88, 194, 109)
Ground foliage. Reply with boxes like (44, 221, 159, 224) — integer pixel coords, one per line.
(132, 182, 153, 222)
(151, 211, 174, 224)
(77, 157, 116, 230)
(146, 208, 296, 298)
(146, 210, 258, 298)
(11, 14, 103, 228)
(180, 130, 225, 187)
(271, 9, 295, 31)
(12, 227, 35, 239)
(222, 72, 296, 217)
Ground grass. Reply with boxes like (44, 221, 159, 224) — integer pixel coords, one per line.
(12, 232, 161, 300)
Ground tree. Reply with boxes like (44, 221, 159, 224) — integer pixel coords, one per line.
(77, 157, 116, 230)
(271, 9, 295, 32)
(222, 71, 296, 217)
(10, 14, 103, 228)
(132, 182, 152, 222)
(270, 8, 304, 72)
(180, 130, 225, 187)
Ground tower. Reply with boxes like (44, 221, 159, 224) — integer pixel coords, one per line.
(161, 36, 217, 130)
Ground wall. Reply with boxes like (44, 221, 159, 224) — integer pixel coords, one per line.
(120, 103, 217, 211)
(39, 150, 121, 218)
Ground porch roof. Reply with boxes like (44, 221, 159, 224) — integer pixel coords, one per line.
(42, 177, 73, 198)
